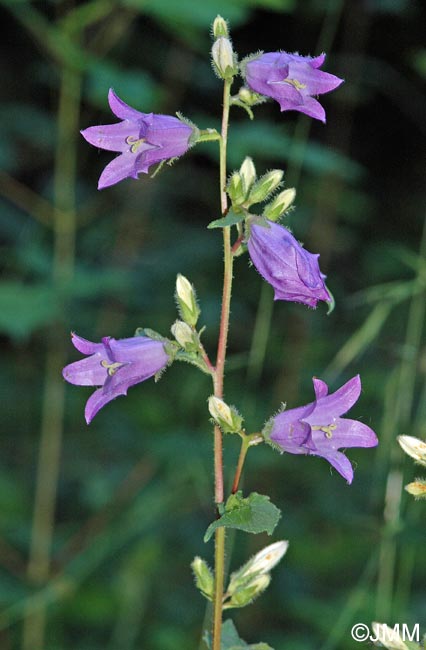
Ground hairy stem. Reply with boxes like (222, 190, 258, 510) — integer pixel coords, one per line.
(212, 77, 233, 650)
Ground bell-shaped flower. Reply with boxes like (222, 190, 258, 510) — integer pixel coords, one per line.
(242, 51, 343, 122)
(264, 376, 378, 484)
(81, 89, 197, 189)
(247, 218, 331, 308)
(63, 333, 170, 423)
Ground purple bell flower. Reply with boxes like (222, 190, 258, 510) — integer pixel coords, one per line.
(63, 333, 170, 423)
(266, 376, 378, 484)
(247, 219, 331, 308)
(81, 89, 196, 189)
(243, 52, 343, 122)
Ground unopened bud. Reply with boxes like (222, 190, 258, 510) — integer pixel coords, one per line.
(212, 37, 237, 80)
(239, 157, 256, 195)
(247, 169, 284, 205)
(212, 15, 229, 38)
(371, 622, 409, 650)
(405, 480, 426, 498)
(175, 274, 200, 326)
(208, 396, 243, 434)
(238, 86, 264, 107)
(225, 574, 271, 609)
(191, 556, 214, 600)
(227, 172, 245, 205)
(171, 320, 195, 350)
(228, 541, 288, 595)
(263, 187, 296, 221)
(398, 435, 426, 466)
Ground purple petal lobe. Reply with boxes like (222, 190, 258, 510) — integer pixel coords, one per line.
(62, 356, 107, 386)
(305, 375, 361, 423)
(108, 88, 145, 121)
(71, 333, 104, 355)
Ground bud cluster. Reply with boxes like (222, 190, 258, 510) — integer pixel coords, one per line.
(223, 541, 288, 609)
(211, 16, 238, 80)
(226, 156, 295, 225)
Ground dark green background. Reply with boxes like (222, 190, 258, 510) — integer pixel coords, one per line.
(1, 0, 425, 648)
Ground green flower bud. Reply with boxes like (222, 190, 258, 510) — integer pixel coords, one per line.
(227, 171, 245, 205)
(239, 157, 257, 195)
(225, 574, 271, 609)
(247, 169, 284, 205)
(208, 396, 243, 434)
(171, 320, 196, 351)
(228, 540, 288, 595)
(263, 187, 296, 221)
(398, 435, 426, 466)
(175, 274, 200, 326)
(405, 479, 426, 498)
(212, 37, 237, 80)
(212, 15, 229, 38)
(191, 556, 214, 600)
(238, 86, 264, 107)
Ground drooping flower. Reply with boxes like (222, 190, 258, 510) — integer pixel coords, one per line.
(247, 218, 331, 308)
(242, 52, 343, 122)
(264, 376, 378, 484)
(63, 333, 170, 423)
(81, 89, 197, 189)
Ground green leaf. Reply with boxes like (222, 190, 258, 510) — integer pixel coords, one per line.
(203, 619, 274, 650)
(207, 210, 245, 230)
(204, 491, 281, 542)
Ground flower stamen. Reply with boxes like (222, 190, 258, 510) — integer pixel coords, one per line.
(283, 78, 306, 90)
(101, 360, 124, 376)
(312, 424, 337, 439)
(125, 135, 147, 153)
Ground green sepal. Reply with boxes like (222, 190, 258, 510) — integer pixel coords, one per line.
(208, 209, 245, 229)
(135, 327, 166, 342)
(204, 491, 281, 543)
(203, 619, 273, 650)
(326, 285, 335, 315)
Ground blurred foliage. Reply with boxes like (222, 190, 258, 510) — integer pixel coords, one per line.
(0, 0, 426, 649)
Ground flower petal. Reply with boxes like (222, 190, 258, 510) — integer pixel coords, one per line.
(311, 448, 354, 484)
(296, 96, 326, 123)
(312, 378, 328, 400)
(97, 151, 143, 189)
(71, 333, 104, 355)
(324, 418, 378, 449)
(305, 375, 362, 424)
(288, 60, 344, 95)
(81, 121, 139, 153)
(62, 355, 107, 386)
(84, 384, 128, 424)
(108, 88, 145, 121)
